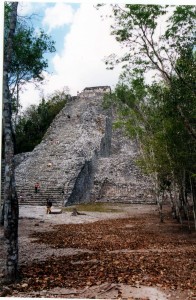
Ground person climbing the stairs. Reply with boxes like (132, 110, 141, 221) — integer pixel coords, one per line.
(46, 198, 52, 214)
(34, 182, 40, 193)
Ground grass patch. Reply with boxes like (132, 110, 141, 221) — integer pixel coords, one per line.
(62, 202, 123, 213)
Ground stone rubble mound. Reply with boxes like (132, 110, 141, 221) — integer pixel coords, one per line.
(13, 86, 155, 206)
(92, 128, 155, 204)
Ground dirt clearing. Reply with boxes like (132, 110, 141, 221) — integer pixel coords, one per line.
(0, 203, 195, 299)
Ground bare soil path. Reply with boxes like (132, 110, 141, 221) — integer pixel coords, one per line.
(0, 203, 195, 299)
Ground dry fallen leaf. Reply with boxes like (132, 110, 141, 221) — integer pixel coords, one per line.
(5, 213, 196, 296)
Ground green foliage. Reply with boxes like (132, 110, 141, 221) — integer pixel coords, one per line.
(9, 27, 55, 85)
(165, 5, 196, 43)
(4, 2, 56, 107)
(109, 52, 196, 225)
(104, 4, 195, 84)
(15, 89, 69, 154)
(102, 4, 196, 223)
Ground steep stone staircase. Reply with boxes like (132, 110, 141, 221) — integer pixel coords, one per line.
(15, 87, 112, 206)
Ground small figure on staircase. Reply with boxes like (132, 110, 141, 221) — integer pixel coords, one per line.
(34, 182, 40, 193)
(46, 198, 52, 214)
(19, 194, 24, 203)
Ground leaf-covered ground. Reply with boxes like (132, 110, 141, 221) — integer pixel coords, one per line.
(18, 213, 196, 295)
(1, 206, 195, 299)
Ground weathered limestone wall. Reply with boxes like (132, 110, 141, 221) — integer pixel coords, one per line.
(14, 152, 31, 167)
(15, 86, 113, 206)
(67, 153, 96, 205)
(67, 111, 113, 206)
(91, 128, 155, 204)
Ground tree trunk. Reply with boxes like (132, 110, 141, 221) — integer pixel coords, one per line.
(173, 182, 182, 225)
(190, 176, 196, 231)
(3, 2, 19, 283)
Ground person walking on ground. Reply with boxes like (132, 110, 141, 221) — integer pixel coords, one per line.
(34, 182, 40, 193)
(46, 198, 52, 214)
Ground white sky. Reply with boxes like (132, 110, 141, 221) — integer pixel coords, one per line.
(18, 2, 124, 111)
(43, 3, 75, 32)
(0, 1, 196, 112)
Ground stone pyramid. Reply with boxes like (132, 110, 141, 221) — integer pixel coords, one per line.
(14, 86, 155, 206)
